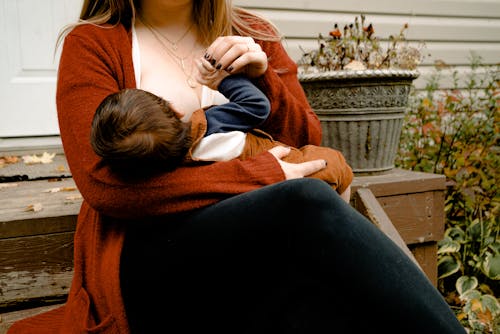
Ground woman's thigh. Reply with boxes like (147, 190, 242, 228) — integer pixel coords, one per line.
(120, 178, 458, 334)
(121, 179, 362, 332)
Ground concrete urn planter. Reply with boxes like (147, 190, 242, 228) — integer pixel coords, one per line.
(299, 69, 419, 174)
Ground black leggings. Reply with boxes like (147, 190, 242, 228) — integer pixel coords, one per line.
(121, 178, 465, 333)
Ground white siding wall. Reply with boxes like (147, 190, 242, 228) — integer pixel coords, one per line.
(235, 0, 500, 89)
(1, 1, 498, 147)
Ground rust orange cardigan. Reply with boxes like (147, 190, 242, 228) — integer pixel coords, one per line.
(8, 19, 322, 334)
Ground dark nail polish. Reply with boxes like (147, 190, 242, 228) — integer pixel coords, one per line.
(204, 53, 210, 59)
(210, 59, 216, 66)
(227, 66, 233, 72)
(216, 63, 222, 70)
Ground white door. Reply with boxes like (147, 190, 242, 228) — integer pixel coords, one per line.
(0, 0, 81, 137)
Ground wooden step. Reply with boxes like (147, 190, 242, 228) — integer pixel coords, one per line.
(0, 153, 80, 312)
(0, 176, 79, 311)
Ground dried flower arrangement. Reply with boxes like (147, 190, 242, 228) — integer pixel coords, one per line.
(297, 14, 425, 73)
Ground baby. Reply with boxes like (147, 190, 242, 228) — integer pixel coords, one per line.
(90, 60, 353, 199)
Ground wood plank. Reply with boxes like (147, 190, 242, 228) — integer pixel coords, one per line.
(410, 243, 439, 286)
(0, 232, 74, 309)
(0, 178, 81, 234)
(0, 154, 71, 182)
(236, 0, 500, 19)
(351, 168, 445, 197)
(0, 269, 71, 310)
(354, 187, 422, 270)
(0, 233, 74, 272)
(374, 191, 445, 244)
(349, 169, 445, 245)
(0, 215, 76, 240)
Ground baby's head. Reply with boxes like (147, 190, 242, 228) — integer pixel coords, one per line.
(90, 88, 192, 176)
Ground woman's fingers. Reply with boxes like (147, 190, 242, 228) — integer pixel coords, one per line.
(205, 36, 254, 64)
(204, 36, 267, 78)
(268, 146, 327, 180)
(296, 159, 328, 178)
(226, 50, 268, 78)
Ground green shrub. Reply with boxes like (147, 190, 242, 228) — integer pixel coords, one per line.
(396, 55, 499, 333)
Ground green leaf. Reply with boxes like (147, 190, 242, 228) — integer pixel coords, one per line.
(466, 219, 482, 241)
(480, 294, 500, 316)
(482, 253, 500, 280)
(438, 255, 461, 279)
(461, 289, 481, 303)
(456, 276, 478, 295)
(437, 238, 461, 254)
(488, 241, 500, 255)
(444, 226, 467, 244)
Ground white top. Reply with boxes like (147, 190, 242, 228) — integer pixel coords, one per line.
(132, 26, 245, 161)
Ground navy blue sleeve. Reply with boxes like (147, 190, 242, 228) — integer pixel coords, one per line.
(204, 74, 271, 136)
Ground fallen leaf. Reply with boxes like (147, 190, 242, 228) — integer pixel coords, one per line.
(25, 203, 43, 212)
(0, 156, 20, 164)
(0, 156, 19, 168)
(0, 183, 19, 190)
(48, 178, 63, 182)
(22, 152, 56, 165)
(55, 165, 67, 172)
(43, 187, 77, 193)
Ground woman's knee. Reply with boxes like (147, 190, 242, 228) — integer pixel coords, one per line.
(277, 178, 341, 205)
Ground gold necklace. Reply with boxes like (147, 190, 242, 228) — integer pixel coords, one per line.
(140, 15, 194, 51)
(139, 17, 199, 88)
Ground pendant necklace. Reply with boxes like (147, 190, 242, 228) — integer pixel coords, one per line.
(139, 16, 199, 88)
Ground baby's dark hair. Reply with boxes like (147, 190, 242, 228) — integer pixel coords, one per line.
(90, 88, 192, 176)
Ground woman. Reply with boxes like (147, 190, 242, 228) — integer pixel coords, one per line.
(8, 1, 465, 333)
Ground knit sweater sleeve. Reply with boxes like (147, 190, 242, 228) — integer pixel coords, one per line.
(56, 24, 285, 219)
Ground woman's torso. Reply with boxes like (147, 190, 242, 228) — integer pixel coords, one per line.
(133, 20, 227, 119)
(132, 23, 245, 160)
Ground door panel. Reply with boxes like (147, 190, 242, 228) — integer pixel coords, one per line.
(0, 0, 81, 137)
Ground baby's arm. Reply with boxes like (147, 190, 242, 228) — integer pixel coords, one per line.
(196, 58, 270, 135)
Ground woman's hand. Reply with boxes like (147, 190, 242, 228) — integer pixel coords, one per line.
(268, 146, 327, 180)
(204, 36, 268, 78)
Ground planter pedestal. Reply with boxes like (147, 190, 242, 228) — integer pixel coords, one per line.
(299, 69, 419, 174)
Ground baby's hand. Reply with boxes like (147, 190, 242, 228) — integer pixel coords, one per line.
(195, 57, 230, 90)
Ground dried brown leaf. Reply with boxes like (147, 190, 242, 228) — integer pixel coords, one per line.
(65, 194, 83, 203)
(0, 156, 20, 164)
(43, 187, 77, 193)
(48, 178, 63, 182)
(25, 203, 43, 212)
(0, 156, 19, 168)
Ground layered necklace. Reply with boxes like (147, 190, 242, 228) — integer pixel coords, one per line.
(139, 15, 199, 88)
